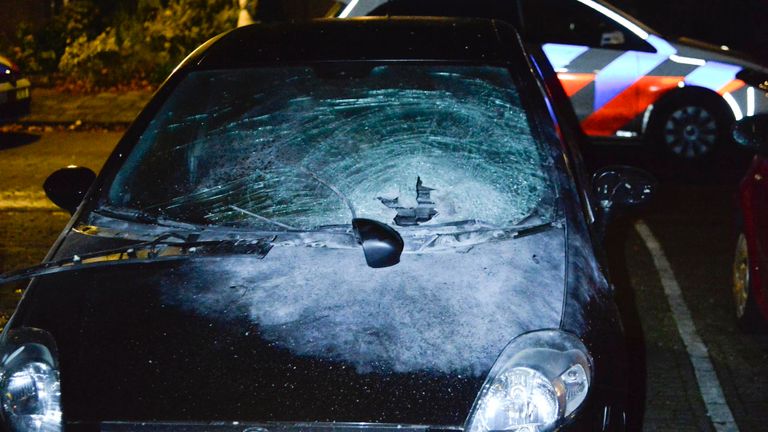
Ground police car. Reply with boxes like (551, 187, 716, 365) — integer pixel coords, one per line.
(336, 0, 768, 159)
(0, 54, 31, 122)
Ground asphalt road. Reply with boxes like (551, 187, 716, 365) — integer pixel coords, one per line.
(1, 129, 767, 431)
(584, 141, 768, 431)
(0, 129, 121, 320)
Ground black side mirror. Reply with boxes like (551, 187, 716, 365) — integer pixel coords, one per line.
(592, 165, 656, 209)
(733, 113, 768, 154)
(43, 166, 96, 214)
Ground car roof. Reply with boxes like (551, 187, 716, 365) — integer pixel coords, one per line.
(188, 17, 525, 69)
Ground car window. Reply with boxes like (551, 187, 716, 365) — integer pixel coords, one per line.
(520, 0, 653, 52)
(105, 65, 556, 233)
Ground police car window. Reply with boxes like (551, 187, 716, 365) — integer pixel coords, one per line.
(521, 0, 653, 52)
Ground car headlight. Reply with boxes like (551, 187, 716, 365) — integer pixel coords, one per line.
(465, 330, 592, 432)
(0, 332, 62, 432)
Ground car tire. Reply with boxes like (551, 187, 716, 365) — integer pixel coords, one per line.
(732, 232, 765, 331)
(648, 92, 732, 160)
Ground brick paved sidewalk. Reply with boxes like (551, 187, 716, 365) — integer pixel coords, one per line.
(21, 87, 153, 125)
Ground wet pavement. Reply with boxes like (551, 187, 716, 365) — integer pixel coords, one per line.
(0, 130, 120, 273)
(23, 87, 152, 126)
(585, 140, 768, 431)
(1, 129, 767, 431)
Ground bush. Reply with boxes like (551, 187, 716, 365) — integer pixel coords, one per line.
(60, 0, 236, 89)
(0, 1, 99, 81)
(5, 0, 237, 90)
(143, 0, 236, 81)
(58, 28, 126, 89)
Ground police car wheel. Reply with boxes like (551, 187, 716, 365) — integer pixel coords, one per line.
(664, 105, 718, 158)
(649, 95, 731, 160)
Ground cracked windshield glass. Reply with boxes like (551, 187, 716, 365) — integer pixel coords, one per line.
(105, 64, 555, 232)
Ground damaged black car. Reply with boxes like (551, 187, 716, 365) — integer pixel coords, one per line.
(0, 18, 653, 432)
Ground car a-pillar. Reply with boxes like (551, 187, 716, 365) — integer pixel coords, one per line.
(645, 86, 734, 160)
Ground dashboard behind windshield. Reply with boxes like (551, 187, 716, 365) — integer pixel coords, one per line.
(106, 64, 555, 232)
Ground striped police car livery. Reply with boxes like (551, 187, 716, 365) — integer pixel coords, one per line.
(542, 29, 766, 147)
(338, 0, 768, 159)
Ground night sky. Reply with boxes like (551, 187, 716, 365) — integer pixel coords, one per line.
(613, 0, 768, 60)
(258, 0, 768, 62)
(2, 0, 764, 62)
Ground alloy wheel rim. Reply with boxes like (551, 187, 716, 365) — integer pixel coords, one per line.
(733, 233, 750, 319)
(663, 105, 718, 158)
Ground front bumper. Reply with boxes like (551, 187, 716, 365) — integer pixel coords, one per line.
(72, 423, 462, 432)
(0, 78, 31, 121)
(67, 399, 626, 432)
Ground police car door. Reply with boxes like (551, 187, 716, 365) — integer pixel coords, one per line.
(520, 0, 661, 139)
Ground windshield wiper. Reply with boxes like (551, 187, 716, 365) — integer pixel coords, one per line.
(93, 206, 202, 231)
(0, 233, 274, 286)
(299, 167, 357, 219)
(412, 220, 560, 252)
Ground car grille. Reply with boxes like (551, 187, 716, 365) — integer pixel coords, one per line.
(95, 422, 464, 432)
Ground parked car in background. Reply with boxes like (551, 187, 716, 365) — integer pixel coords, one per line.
(733, 113, 768, 330)
(0, 53, 31, 122)
(337, 0, 768, 160)
(0, 18, 655, 431)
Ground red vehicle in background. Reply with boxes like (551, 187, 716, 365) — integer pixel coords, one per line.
(733, 113, 768, 329)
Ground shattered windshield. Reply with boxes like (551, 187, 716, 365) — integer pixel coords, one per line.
(106, 65, 555, 232)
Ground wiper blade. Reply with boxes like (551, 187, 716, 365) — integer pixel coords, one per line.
(413, 220, 559, 252)
(0, 234, 273, 286)
(93, 207, 202, 231)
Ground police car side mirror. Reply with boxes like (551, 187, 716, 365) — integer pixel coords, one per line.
(733, 114, 768, 155)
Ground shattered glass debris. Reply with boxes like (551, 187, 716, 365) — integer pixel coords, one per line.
(378, 177, 438, 226)
(107, 65, 554, 232)
(161, 228, 565, 375)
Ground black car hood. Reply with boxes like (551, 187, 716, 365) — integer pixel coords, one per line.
(12, 229, 565, 426)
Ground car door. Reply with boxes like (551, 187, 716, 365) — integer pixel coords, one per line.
(520, 0, 663, 138)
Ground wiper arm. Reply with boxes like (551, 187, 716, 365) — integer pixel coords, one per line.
(0, 234, 273, 286)
(229, 205, 298, 230)
(299, 167, 357, 219)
